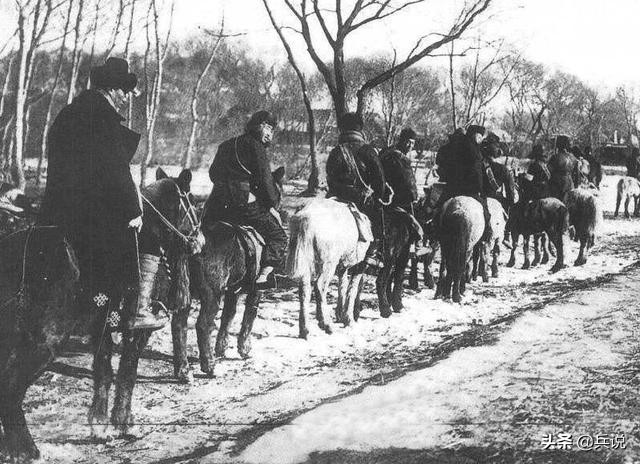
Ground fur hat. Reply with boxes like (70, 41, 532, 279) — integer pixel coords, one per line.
(339, 112, 364, 132)
(529, 143, 545, 160)
(398, 128, 417, 141)
(90, 58, 137, 92)
(466, 125, 486, 138)
(555, 135, 571, 151)
(246, 110, 277, 132)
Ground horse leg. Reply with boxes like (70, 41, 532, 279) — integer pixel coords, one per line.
(111, 330, 151, 437)
(391, 246, 410, 313)
(452, 273, 462, 303)
(624, 195, 631, 218)
(614, 190, 621, 217)
(314, 267, 334, 333)
(334, 266, 349, 324)
(531, 234, 541, 266)
(171, 305, 192, 384)
(214, 291, 238, 359)
(376, 263, 393, 318)
(574, 238, 587, 266)
(88, 321, 114, 439)
(522, 235, 531, 269)
(0, 392, 39, 461)
(479, 242, 489, 283)
(424, 243, 436, 289)
(541, 233, 550, 264)
(471, 245, 479, 281)
(408, 253, 419, 290)
(238, 290, 262, 359)
(435, 257, 446, 299)
(345, 272, 365, 324)
(298, 280, 312, 339)
(506, 232, 517, 267)
(491, 239, 500, 278)
(196, 286, 220, 376)
(550, 231, 565, 273)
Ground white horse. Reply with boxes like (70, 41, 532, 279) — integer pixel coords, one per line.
(287, 198, 370, 339)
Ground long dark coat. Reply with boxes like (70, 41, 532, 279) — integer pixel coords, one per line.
(39, 89, 142, 290)
(379, 147, 418, 209)
(326, 130, 386, 213)
(443, 132, 484, 199)
(526, 159, 551, 200)
(547, 149, 579, 202)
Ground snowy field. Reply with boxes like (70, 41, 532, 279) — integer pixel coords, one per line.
(15, 171, 640, 464)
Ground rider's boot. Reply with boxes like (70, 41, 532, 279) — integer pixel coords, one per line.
(256, 265, 274, 284)
(129, 253, 166, 331)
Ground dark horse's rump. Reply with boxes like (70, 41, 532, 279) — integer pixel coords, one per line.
(0, 226, 80, 460)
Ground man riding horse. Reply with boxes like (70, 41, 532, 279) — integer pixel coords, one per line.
(326, 112, 387, 269)
(203, 110, 287, 288)
(39, 57, 165, 331)
(548, 135, 581, 202)
(379, 127, 428, 256)
(479, 131, 516, 247)
(436, 124, 493, 242)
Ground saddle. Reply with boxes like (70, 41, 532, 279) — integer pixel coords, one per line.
(218, 221, 264, 290)
(328, 198, 373, 242)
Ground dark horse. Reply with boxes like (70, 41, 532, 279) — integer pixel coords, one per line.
(506, 174, 569, 273)
(170, 167, 284, 383)
(0, 168, 200, 460)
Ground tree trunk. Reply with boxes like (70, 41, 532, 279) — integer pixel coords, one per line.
(67, 0, 84, 104)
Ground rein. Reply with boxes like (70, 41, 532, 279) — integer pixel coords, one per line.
(141, 189, 199, 244)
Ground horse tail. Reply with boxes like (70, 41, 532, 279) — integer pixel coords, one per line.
(558, 202, 570, 235)
(615, 178, 623, 213)
(286, 213, 314, 280)
(442, 209, 471, 275)
(585, 191, 601, 249)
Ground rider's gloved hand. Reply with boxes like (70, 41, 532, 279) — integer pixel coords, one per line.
(128, 215, 143, 233)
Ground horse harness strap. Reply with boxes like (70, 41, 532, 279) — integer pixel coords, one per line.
(142, 194, 194, 244)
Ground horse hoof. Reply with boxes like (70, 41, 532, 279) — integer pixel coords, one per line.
(481, 275, 489, 283)
(298, 329, 309, 340)
(323, 324, 334, 335)
(506, 260, 515, 268)
(550, 264, 564, 273)
(238, 345, 252, 360)
(574, 258, 587, 266)
(452, 294, 462, 303)
(531, 259, 540, 267)
(201, 367, 215, 378)
(89, 421, 114, 442)
(214, 346, 226, 358)
(6, 436, 41, 461)
(380, 308, 392, 318)
(176, 370, 194, 385)
(522, 262, 530, 270)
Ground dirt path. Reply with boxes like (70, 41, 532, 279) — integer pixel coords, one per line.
(238, 259, 640, 464)
(13, 176, 640, 464)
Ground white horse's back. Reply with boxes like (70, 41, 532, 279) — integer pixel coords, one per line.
(287, 198, 366, 280)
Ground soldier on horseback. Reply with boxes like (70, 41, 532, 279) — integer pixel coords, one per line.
(39, 57, 165, 331)
(326, 112, 387, 269)
(437, 124, 493, 242)
(203, 110, 287, 287)
(379, 127, 429, 256)
(526, 144, 552, 200)
(548, 135, 581, 203)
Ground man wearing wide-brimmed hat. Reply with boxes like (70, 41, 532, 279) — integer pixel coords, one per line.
(39, 57, 165, 331)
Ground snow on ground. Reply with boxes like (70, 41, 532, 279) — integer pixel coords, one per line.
(238, 267, 640, 464)
(16, 172, 640, 464)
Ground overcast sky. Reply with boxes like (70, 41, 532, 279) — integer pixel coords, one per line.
(1, 0, 639, 91)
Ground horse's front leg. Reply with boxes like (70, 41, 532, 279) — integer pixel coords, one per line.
(424, 241, 437, 289)
(408, 252, 419, 290)
(314, 265, 335, 332)
(214, 290, 237, 360)
(506, 232, 517, 267)
(574, 239, 587, 266)
(335, 265, 349, 323)
(171, 304, 192, 384)
(532, 234, 541, 266)
(491, 239, 500, 278)
(435, 256, 446, 298)
(298, 280, 312, 339)
(522, 235, 531, 269)
(88, 316, 114, 439)
(238, 290, 263, 359)
(197, 284, 220, 376)
(540, 233, 550, 264)
(479, 242, 489, 283)
(345, 272, 365, 324)
(550, 230, 565, 273)
(391, 245, 410, 313)
(111, 329, 152, 437)
(376, 263, 393, 318)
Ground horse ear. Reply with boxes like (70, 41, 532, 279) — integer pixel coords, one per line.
(177, 169, 193, 191)
(273, 166, 285, 183)
(156, 167, 168, 180)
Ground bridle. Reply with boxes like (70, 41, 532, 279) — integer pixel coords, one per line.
(141, 180, 201, 245)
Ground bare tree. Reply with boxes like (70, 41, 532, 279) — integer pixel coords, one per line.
(270, 0, 491, 121)
(182, 20, 232, 169)
(37, 0, 75, 187)
(66, 0, 85, 104)
(14, 0, 54, 189)
(140, 0, 175, 187)
(263, 0, 320, 193)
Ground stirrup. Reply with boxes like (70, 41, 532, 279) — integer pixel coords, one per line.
(128, 306, 167, 331)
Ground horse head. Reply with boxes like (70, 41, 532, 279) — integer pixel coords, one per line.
(416, 182, 446, 224)
(141, 168, 204, 255)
